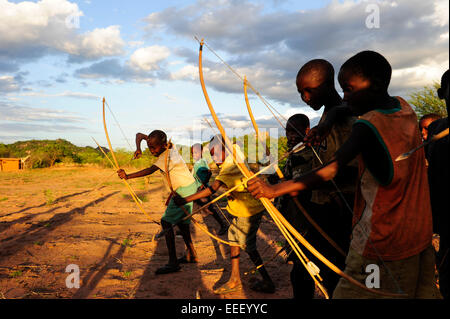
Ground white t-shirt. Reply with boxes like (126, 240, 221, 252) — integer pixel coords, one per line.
(153, 145, 196, 192)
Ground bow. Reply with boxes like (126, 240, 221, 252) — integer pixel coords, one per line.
(243, 76, 346, 257)
(198, 38, 405, 298)
(101, 97, 159, 225)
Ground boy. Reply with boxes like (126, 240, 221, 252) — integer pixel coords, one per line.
(293, 59, 357, 298)
(419, 113, 441, 141)
(426, 70, 449, 299)
(191, 143, 228, 236)
(248, 51, 441, 298)
(273, 113, 316, 298)
(174, 135, 275, 294)
(117, 130, 199, 274)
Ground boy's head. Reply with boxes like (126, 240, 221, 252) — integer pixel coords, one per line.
(296, 59, 335, 110)
(191, 143, 203, 161)
(208, 135, 226, 165)
(437, 69, 450, 113)
(146, 130, 167, 156)
(286, 114, 310, 149)
(338, 50, 392, 115)
(419, 113, 442, 140)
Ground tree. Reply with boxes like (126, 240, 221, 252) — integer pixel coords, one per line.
(408, 82, 447, 119)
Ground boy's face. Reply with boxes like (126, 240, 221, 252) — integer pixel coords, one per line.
(419, 118, 436, 141)
(296, 72, 328, 110)
(146, 137, 165, 156)
(286, 125, 308, 150)
(209, 143, 226, 165)
(338, 69, 372, 115)
(192, 146, 202, 161)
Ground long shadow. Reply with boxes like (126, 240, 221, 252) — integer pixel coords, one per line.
(0, 192, 119, 264)
(133, 203, 231, 299)
(71, 236, 127, 299)
(1, 188, 105, 218)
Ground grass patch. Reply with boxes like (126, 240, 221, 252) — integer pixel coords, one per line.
(123, 271, 132, 278)
(10, 270, 22, 278)
(43, 189, 54, 205)
(0, 197, 8, 202)
(121, 238, 133, 247)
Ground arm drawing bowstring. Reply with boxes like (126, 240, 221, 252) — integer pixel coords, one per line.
(197, 37, 406, 297)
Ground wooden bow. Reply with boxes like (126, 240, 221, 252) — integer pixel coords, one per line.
(198, 38, 406, 298)
(101, 97, 159, 225)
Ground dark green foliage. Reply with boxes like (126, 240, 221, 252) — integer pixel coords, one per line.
(1, 137, 288, 170)
(408, 82, 447, 119)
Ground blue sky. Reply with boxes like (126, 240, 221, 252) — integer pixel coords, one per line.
(0, 0, 448, 149)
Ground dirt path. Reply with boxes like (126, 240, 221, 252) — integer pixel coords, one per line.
(0, 166, 293, 299)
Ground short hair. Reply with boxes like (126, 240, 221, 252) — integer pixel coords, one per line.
(286, 114, 310, 132)
(441, 69, 449, 90)
(340, 51, 392, 91)
(297, 59, 335, 85)
(208, 134, 225, 149)
(191, 143, 203, 152)
(419, 113, 441, 125)
(148, 130, 167, 145)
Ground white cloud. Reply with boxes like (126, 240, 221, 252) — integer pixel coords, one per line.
(170, 64, 198, 81)
(19, 90, 100, 100)
(146, 0, 449, 105)
(128, 45, 170, 71)
(63, 25, 125, 60)
(0, 0, 126, 65)
(0, 75, 21, 92)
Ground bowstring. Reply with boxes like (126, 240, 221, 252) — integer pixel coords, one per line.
(197, 37, 404, 294)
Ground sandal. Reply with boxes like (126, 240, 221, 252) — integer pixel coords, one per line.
(155, 263, 181, 275)
(213, 283, 243, 295)
(250, 280, 275, 294)
(178, 255, 198, 264)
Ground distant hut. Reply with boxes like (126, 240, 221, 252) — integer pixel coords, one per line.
(0, 156, 30, 172)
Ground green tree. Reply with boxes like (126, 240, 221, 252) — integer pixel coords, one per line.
(408, 82, 447, 119)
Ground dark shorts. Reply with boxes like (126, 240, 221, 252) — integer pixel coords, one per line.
(227, 212, 263, 252)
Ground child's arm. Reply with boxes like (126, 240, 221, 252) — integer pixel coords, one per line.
(248, 124, 365, 199)
(304, 105, 353, 146)
(173, 179, 225, 205)
(133, 133, 149, 159)
(117, 165, 159, 180)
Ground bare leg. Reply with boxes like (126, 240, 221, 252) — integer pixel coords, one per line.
(178, 223, 198, 262)
(161, 219, 178, 265)
(227, 246, 243, 288)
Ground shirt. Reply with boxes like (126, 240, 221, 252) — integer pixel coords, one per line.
(192, 158, 210, 186)
(426, 117, 449, 237)
(311, 110, 358, 204)
(351, 97, 432, 260)
(214, 144, 265, 217)
(153, 145, 196, 192)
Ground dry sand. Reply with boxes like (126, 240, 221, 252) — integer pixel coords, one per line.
(0, 166, 294, 299)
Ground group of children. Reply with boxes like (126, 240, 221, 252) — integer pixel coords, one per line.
(116, 50, 449, 299)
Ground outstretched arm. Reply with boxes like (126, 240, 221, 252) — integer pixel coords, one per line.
(174, 179, 225, 205)
(117, 165, 159, 180)
(249, 125, 365, 199)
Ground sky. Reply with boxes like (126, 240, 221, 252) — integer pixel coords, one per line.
(0, 0, 448, 149)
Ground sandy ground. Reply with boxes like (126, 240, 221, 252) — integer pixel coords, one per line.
(0, 166, 295, 299)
